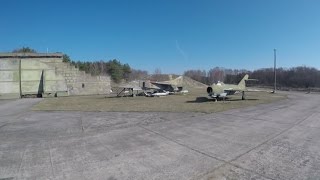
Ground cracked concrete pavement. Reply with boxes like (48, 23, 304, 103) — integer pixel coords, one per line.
(1, 92, 320, 179)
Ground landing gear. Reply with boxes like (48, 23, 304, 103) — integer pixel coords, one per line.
(242, 91, 246, 100)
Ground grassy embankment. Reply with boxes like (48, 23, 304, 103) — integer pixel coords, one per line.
(32, 87, 286, 113)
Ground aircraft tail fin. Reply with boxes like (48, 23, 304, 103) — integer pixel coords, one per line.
(238, 74, 249, 90)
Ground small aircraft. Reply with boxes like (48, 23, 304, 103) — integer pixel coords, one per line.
(145, 90, 170, 97)
(149, 81, 184, 94)
(113, 76, 189, 97)
(206, 74, 256, 101)
(113, 85, 142, 97)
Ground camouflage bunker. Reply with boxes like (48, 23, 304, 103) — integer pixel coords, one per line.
(0, 53, 111, 99)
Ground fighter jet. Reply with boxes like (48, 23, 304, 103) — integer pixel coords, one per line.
(148, 81, 182, 93)
(206, 74, 255, 101)
(145, 76, 188, 95)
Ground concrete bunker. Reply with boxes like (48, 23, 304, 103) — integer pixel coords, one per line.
(0, 53, 111, 99)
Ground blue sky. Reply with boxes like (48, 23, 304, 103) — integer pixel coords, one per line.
(1, 0, 320, 74)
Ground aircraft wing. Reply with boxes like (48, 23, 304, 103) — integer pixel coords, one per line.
(246, 88, 274, 93)
(115, 85, 142, 91)
(246, 88, 262, 92)
(226, 88, 265, 93)
(224, 89, 237, 95)
(224, 87, 243, 91)
(224, 86, 248, 95)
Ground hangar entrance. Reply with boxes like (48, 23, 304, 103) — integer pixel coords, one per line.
(21, 70, 45, 98)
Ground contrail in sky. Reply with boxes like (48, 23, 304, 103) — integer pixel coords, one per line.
(175, 40, 188, 61)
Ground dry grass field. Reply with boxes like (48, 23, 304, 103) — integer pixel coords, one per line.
(32, 88, 286, 113)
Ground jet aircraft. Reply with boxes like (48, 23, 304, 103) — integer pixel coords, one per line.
(148, 81, 183, 94)
(206, 74, 256, 101)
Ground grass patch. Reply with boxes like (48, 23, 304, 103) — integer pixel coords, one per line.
(32, 88, 286, 113)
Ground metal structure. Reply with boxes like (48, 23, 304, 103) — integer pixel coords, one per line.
(274, 49, 277, 93)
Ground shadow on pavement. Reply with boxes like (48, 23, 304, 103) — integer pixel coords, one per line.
(227, 98, 259, 101)
(186, 97, 211, 103)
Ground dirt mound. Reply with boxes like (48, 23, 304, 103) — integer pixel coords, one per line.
(180, 76, 207, 88)
(164, 76, 207, 88)
(149, 74, 180, 81)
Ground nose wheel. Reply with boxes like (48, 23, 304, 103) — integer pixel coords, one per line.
(242, 91, 246, 100)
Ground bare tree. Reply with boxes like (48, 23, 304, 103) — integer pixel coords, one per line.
(152, 68, 162, 81)
(208, 67, 225, 84)
(129, 69, 149, 81)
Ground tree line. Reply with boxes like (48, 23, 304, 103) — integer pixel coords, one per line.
(69, 60, 131, 83)
(183, 66, 320, 89)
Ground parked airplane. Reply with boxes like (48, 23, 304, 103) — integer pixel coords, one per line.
(146, 90, 169, 97)
(113, 76, 188, 97)
(206, 74, 256, 101)
(113, 85, 142, 97)
(148, 81, 183, 94)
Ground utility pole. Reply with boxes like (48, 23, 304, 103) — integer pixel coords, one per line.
(273, 49, 277, 93)
(19, 59, 22, 98)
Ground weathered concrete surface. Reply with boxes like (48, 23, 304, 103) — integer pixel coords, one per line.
(1, 92, 320, 179)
